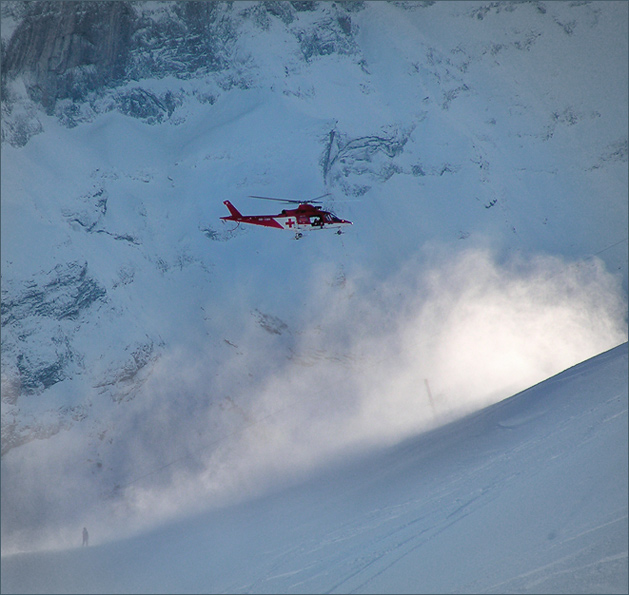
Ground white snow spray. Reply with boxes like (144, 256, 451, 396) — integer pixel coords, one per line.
(2, 247, 627, 553)
(104, 247, 627, 538)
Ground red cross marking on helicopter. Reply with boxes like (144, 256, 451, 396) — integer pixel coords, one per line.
(285, 218, 295, 228)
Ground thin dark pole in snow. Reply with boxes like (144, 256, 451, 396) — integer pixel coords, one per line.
(424, 379, 436, 415)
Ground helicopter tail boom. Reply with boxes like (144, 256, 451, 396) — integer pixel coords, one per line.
(222, 200, 242, 218)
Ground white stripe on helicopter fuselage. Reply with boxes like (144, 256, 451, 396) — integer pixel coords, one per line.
(276, 216, 346, 230)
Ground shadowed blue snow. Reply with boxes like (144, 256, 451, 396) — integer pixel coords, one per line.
(2, 343, 627, 593)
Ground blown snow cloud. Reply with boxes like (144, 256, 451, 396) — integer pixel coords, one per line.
(108, 247, 627, 533)
(2, 246, 626, 553)
(246, 247, 627, 445)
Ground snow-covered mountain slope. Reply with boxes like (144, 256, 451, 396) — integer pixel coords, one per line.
(2, 342, 627, 594)
(1, 0, 627, 560)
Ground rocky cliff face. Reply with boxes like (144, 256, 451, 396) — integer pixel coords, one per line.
(1, 0, 364, 144)
(3, 1, 134, 111)
(1, 261, 106, 394)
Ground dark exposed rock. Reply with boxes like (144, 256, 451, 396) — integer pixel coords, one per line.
(113, 87, 183, 124)
(252, 309, 289, 335)
(294, 14, 358, 62)
(1, 1, 370, 145)
(3, 1, 135, 112)
(2, 1, 366, 112)
(94, 339, 161, 403)
(16, 348, 71, 393)
(127, 2, 235, 81)
(290, 1, 317, 11)
(1, 262, 106, 396)
(1, 1, 246, 108)
(321, 125, 413, 187)
(1, 261, 106, 327)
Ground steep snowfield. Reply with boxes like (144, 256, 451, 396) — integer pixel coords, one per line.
(1, 0, 627, 580)
(2, 342, 627, 594)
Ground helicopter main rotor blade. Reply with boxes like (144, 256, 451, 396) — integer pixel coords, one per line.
(248, 195, 304, 204)
(309, 192, 331, 202)
(248, 195, 324, 205)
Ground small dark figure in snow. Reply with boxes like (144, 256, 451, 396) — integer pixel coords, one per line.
(82, 527, 89, 547)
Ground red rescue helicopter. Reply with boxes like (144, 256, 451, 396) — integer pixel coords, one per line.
(221, 194, 352, 239)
